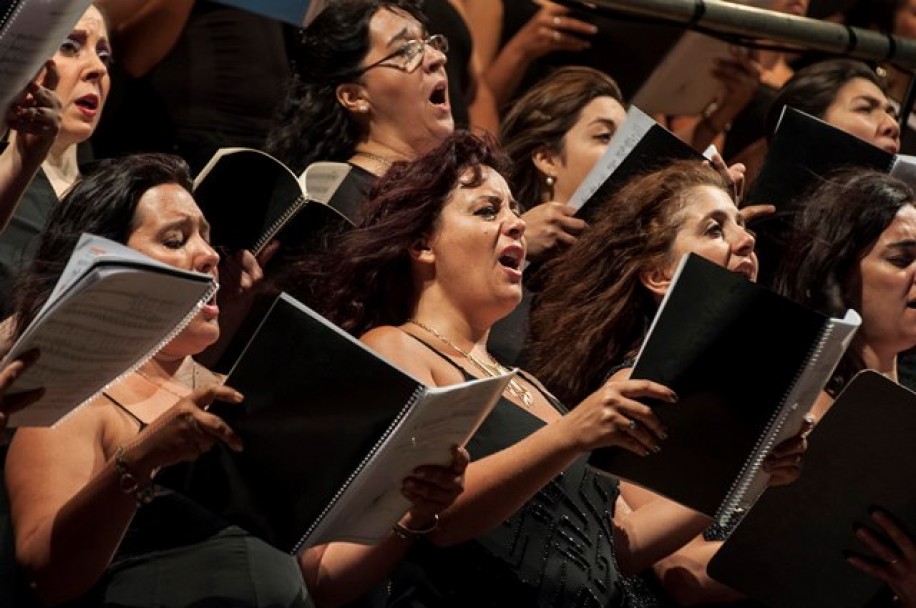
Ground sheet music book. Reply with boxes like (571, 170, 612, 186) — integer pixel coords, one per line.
(745, 106, 914, 286)
(211, 0, 329, 27)
(566, 105, 703, 223)
(708, 370, 916, 608)
(192, 147, 353, 256)
(158, 292, 512, 553)
(0, 0, 91, 130)
(588, 253, 860, 526)
(630, 31, 733, 117)
(2, 233, 216, 427)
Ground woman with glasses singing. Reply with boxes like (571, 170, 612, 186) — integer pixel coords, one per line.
(266, 0, 455, 223)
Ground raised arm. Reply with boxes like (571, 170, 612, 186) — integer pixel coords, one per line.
(95, 0, 195, 77)
(0, 61, 60, 232)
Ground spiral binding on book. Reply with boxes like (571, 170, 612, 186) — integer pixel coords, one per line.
(252, 195, 307, 255)
(53, 279, 219, 427)
(291, 383, 425, 555)
(715, 322, 834, 526)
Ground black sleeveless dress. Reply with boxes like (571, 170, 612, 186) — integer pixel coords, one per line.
(370, 335, 631, 608)
(61, 396, 312, 608)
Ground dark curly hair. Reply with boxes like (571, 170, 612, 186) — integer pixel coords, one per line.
(277, 129, 511, 337)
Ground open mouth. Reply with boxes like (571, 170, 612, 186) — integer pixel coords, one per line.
(429, 82, 448, 107)
(498, 248, 523, 271)
(75, 95, 99, 111)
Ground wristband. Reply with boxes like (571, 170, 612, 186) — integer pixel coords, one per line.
(114, 446, 156, 507)
(391, 514, 439, 540)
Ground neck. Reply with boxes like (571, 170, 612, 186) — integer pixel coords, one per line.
(861, 344, 899, 384)
(143, 356, 193, 381)
(409, 307, 490, 358)
(42, 145, 80, 198)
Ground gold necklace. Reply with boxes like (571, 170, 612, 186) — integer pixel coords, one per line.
(135, 360, 198, 401)
(352, 150, 394, 168)
(408, 319, 533, 408)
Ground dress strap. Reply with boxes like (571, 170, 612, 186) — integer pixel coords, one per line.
(401, 329, 562, 408)
(102, 391, 148, 431)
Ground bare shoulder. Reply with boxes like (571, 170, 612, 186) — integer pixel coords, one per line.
(361, 325, 465, 387)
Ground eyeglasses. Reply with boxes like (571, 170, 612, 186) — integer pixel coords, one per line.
(356, 34, 448, 75)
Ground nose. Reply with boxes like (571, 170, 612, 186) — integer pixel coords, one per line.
(423, 42, 447, 72)
(194, 238, 220, 276)
(880, 111, 901, 144)
(731, 224, 755, 257)
(83, 51, 108, 82)
(503, 210, 526, 240)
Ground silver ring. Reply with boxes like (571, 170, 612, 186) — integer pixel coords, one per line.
(627, 420, 638, 432)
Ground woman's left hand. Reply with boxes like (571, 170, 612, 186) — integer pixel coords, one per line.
(397, 446, 469, 531)
(847, 507, 916, 607)
(762, 414, 814, 486)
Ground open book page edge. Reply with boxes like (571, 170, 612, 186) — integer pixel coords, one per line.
(295, 371, 514, 550)
(566, 105, 658, 213)
(6, 269, 216, 427)
(719, 308, 862, 525)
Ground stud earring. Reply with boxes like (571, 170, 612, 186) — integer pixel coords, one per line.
(359, 104, 369, 113)
(545, 175, 555, 187)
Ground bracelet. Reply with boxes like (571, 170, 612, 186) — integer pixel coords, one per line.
(114, 446, 156, 507)
(391, 514, 439, 540)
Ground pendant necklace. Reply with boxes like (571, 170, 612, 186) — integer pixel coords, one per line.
(409, 319, 533, 408)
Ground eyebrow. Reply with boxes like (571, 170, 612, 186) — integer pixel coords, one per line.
(386, 26, 418, 48)
(887, 238, 916, 249)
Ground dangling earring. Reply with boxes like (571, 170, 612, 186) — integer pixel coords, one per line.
(544, 175, 556, 201)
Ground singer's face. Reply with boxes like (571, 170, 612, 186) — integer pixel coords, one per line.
(547, 95, 626, 206)
(855, 203, 916, 355)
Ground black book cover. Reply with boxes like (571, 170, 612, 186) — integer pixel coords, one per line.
(746, 107, 895, 287)
(588, 254, 848, 521)
(708, 370, 916, 608)
(157, 293, 422, 553)
(192, 148, 353, 256)
(570, 106, 703, 224)
(158, 293, 506, 553)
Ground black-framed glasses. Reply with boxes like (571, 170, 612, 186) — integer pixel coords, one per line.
(356, 34, 448, 76)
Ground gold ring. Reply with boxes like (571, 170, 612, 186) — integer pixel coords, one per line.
(553, 16, 562, 27)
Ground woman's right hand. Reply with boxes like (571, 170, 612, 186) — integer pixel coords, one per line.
(121, 384, 245, 477)
(567, 378, 676, 457)
(510, 1, 595, 62)
(521, 201, 587, 261)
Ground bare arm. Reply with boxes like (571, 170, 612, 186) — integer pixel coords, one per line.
(95, 0, 195, 77)
(448, 0, 500, 135)
(6, 385, 243, 604)
(478, 2, 595, 107)
(0, 61, 60, 232)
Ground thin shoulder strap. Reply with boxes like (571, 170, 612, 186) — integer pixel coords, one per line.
(403, 330, 565, 409)
(402, 330, 470, 376)
(102, 391, 148, 431)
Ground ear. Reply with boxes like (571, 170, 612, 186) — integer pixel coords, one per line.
(335, 83, 369, 115)
(639, 266, 673, 300)
(408, 237, 435, 264)
(531, 145, 560, 181)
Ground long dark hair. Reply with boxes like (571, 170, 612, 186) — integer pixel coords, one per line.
(500, 66, 624, 210)
(773, 167, 914, 393)
(765, 58, 888, 142)
(265, 0, 426, 174)
(527, 160, 729, 406)
(278, 130, 511, 337)
(13, 153, 193, 338)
